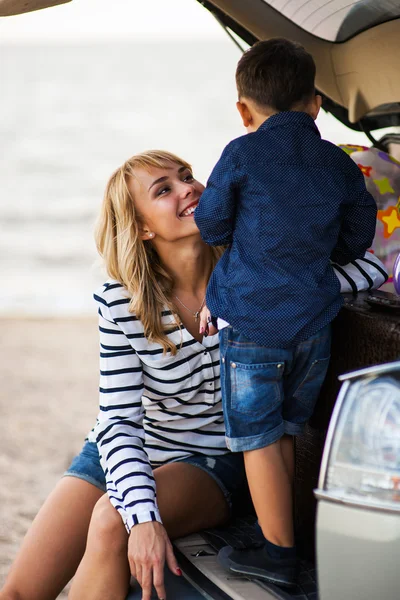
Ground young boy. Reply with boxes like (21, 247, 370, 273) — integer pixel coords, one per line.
(194, 38, 377, 587)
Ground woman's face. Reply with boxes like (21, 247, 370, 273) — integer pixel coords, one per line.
(128, 162, 204, 243)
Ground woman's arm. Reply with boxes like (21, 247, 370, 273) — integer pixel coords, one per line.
(90, 290, 179, 600)
(93, 292, 161, 532)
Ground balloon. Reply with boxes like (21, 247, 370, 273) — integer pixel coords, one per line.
(339, 144, 400, 284)
(393, 252, 400, 295)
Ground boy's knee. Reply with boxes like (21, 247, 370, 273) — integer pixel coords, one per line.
(88, 496, 127, 554)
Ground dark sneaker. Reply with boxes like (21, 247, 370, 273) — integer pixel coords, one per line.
(218, 545, 297, 588)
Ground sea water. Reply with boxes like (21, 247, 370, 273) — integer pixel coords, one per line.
(0, 41, 368, 315)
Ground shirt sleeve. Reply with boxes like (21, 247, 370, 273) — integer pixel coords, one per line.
(194, 144, 244, 246)
(93, 295, 161, 533)
(331, 166, 377, 266)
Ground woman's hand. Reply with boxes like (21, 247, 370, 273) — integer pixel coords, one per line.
(128, 521, 181, 600)
(199, 305, 218, 336)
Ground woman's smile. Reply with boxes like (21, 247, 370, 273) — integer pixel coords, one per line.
(179, 199, 199, 217)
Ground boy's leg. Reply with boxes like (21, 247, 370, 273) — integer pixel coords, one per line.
(280, 434, 294, 481)
(219, 437, 297, 587)
(218, 327, 297, 586)
(244, 440, 294, 547)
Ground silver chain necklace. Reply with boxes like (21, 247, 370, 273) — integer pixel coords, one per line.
(174, 294, 206, 322)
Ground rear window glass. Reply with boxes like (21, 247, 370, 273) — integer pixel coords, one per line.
(263, 1, 400, 42)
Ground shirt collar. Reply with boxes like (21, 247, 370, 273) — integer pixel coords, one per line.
(258, 111, 320, 135)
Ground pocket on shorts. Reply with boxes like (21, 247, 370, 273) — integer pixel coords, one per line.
(230, 360, 283, 416)
(294, 356, 330, 410)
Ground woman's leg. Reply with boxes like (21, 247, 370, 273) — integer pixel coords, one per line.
(69, 461, 231, 600)
(0, 477, 103, 600)
(157, 460, 230, 538)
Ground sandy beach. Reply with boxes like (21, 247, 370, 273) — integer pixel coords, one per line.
(0, 317, 100, 597)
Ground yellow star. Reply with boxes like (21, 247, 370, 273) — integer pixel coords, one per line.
(373, 177, 395, 195)
(378, 206, 400, 238)
(339, 144, 367, 156)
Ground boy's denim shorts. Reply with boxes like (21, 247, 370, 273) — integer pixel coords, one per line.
(64, 441, 247, 513)
(219, 324, 331, 452)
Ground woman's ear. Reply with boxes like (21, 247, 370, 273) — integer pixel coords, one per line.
(140, 228, 155, 241)
(236, 100, 253, 128)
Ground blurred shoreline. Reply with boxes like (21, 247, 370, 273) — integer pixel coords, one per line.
(0, 317, 99, 597)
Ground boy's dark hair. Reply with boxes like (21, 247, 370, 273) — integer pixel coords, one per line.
(236, 38, 316, 112)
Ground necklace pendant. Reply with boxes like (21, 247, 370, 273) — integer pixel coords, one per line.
(194, 311, 200, 322)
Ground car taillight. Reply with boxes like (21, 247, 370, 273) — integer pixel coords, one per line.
(317, 362, 400, 511)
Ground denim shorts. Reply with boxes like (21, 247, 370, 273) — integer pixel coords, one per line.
(64, 441, 247, 513)
(219, 324, 331, 452)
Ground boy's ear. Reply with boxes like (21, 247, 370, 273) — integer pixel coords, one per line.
(310, 94, 323, 120)
(236, 100, 253, 128)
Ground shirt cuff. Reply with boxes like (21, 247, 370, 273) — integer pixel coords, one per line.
(124, 508, 163, 533)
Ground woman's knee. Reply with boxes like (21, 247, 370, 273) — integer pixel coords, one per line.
(0, 589, 23, 600)
(87, 496, 128, 555)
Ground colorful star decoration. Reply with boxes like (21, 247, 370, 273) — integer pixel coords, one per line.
(357, 164, 372, 177)
(373, 177, 395, 195)
(339, 144, 368, 155)
(378, 205, 400, 238)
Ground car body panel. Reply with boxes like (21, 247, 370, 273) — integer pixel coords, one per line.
(317, 501, 400, 600)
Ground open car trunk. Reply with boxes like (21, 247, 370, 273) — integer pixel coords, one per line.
(197, 0, 400, 135)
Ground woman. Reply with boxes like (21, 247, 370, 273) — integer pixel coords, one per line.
(0, 150, 247, 600)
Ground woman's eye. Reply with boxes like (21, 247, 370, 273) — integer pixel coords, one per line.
(156, 186, 171, 196)
(183, 173, 194, 182)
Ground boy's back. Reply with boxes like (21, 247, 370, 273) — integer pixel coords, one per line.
(194, 38, 377, 588)
(195, 111, 376, 348)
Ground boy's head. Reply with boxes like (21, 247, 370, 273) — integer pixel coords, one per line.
(235, 38, 321, 131)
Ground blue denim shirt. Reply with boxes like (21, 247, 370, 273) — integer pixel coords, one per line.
(195, 111, 377, 348)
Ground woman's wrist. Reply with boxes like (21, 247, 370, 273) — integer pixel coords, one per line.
(125, 507, 162, 533)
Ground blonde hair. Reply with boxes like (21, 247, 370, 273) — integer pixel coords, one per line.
(95, 150, 223, 355)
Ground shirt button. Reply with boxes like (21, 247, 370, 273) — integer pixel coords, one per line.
(231, 362, 237, 369)
(204, 350, 208, 355)
(277, 363, 283, 369)
(221, 357, 225, 364)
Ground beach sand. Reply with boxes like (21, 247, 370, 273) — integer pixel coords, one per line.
(0, 317, 99, 597)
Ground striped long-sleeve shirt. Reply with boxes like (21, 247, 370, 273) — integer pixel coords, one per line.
(87, 281, 227, 532)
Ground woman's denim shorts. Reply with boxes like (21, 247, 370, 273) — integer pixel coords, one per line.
(64, 441, 247, 513)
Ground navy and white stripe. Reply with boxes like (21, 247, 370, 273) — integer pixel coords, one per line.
(87, 281, 227, 532)
(332, 251, 388, 293)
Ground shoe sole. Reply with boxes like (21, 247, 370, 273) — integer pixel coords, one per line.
(218, 546, 297, 589)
